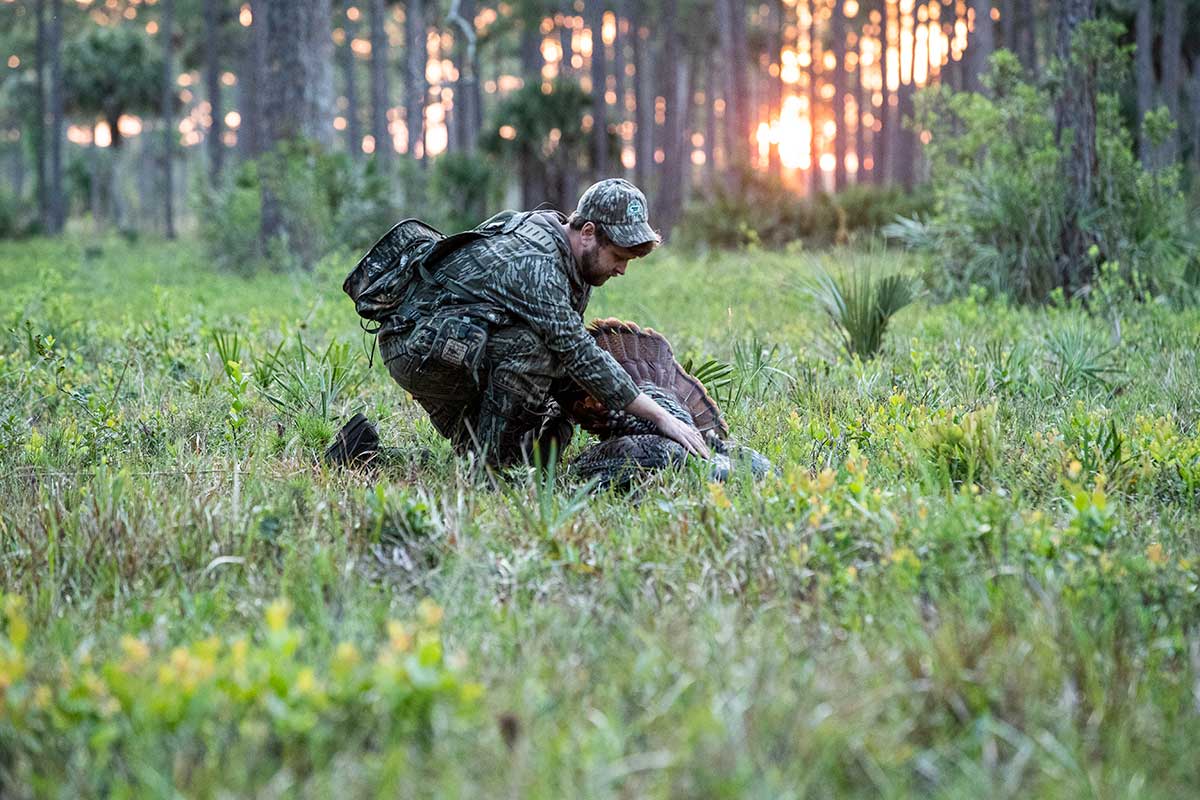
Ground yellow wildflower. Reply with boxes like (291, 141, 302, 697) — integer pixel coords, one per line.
(418, 598, 445, 627)
(265, 598, 291, 632)
(1067, 460, 1082, 480)
(708, 482, 732, 510)
(1146, 543, 1168, 566)
(387, 621, 412, 652)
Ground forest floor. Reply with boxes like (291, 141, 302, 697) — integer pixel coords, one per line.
(2, 235, 1199, 797)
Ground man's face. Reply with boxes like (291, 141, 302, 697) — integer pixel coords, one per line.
(578, 226, 641, 287)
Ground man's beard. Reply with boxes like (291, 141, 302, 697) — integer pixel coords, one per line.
(579, 245, 605, 285)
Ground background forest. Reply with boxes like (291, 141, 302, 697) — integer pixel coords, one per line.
(4, 1, 1200, 797)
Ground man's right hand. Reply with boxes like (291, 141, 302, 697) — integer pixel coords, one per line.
(624, 392, 710, 459)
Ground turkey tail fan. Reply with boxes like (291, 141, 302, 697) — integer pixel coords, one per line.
(584, 318, 729, 439)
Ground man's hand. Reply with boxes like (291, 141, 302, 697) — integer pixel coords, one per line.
(624, 393, 710, 458)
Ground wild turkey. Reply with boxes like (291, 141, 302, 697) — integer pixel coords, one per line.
(569, 319, 771, 487)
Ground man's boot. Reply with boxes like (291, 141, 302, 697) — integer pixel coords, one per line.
(324, 412, 380, 467)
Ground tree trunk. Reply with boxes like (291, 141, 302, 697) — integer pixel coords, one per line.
(875, 0, 890, 185)
(447, 0, 478, 153)
(967, 0, 994, 93)
(1014, 0, 1037, 72)
(204, 0, 224, 181)
(704, 54, 716, 186)
(807, 0, 821, 195)
(48, 0, 64, 232)
(1054, 0, 1097, 294)
(853, 32, 865, 184)
(1135, 0, 1154, 166)
(717, 0, 748, 173)
(405, 0, 427, 164)
(656, 0, 685, 233)
(368, 0, 390, 163)
(339, 0, 363, 159)
(613, 0, 628, 171)
(1159, 0, 1183, 165)
(632, 14, 652, 191)
(240, 0, 268, 158)
(518, 12, 544, 206)
(559, 7, 574, 78)
(260, 0, 335, 249)
(765, 0, 783, 179)
(35, 0, 48, 228)
(162, 0, 176, 238)
(832, 2, 847, 191)
(894, 10, 917, 192)
(588, 0, 608, 178)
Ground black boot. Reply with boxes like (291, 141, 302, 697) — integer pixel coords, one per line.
(324, 412, 380, 467)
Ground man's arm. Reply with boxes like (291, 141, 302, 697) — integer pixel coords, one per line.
(488, 257, 639, 410)
(489, 257, 709, 458)
(624, 393, 711, 457)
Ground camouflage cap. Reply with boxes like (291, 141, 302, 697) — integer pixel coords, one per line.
(573, 178, 660, 248)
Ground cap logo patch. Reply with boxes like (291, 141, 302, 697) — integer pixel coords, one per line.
(626, 199, 645, 221)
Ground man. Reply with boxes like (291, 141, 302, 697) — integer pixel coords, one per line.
(376, 178, 709, 467)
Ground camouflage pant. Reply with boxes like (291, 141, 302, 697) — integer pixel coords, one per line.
(379, 315, 577, 467)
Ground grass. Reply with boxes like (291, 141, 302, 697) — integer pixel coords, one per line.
(2, 234, 1200, 797)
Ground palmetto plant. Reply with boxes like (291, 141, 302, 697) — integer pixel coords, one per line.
(807, 268, 917, 360)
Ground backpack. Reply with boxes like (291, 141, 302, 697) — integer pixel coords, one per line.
(342, 211, 546, 326)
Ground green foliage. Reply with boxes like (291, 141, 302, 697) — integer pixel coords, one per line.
(198, 140, 397, 272)
(678, 170, 935, 251)
(0, 594, 480, 795)
(915, 403, 1000, 487)
(806, 267, 916, 360)
(896, 46, 1193, 304)
(429, 152, 503, 232)
(3, 239, 1200, 795)
(62, 25, 162, 147)
(483, 78, 602, 208)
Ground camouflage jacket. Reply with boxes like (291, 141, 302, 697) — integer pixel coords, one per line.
(381, 210, 639, 411)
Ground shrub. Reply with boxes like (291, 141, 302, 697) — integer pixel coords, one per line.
(677, 170, 934, 251)
(915, 403, 1000, 487)
(0, 594, 481, 794)
(806, 267, 917, 360)
(198, 139, 398, 272)
(891, 46, 1193, 304)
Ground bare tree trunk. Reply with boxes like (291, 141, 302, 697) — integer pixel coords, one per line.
(241, 0, 268, 158)
(632, 13, 652, 191)
(49, 0, 64, 231)
(559, 7, 574, 78)
(656, 0, 686, 233)
(370, 0, 391, 163)
(875, 0, 890, 185)
(894, 10, 917, 192)
(448, 0, 479, 154)
(613, 0, 628, 172)
(767, 0, 783, 179)
(967, 0, 994, 92)
(1014, 0, 1037, 72)
(518, 12, 544, 206)
(162, 0, 176, 238)
(1190, 58, 1200, 178)
(588, 0, 608, 178)
(854, 33, 865, 184)
(717, 0, 749, 174)
(260, 0, 334, 249)
(832, 1, 847, 191)
(1160, 0, 1183, 165)
(1135, 0, 1154, 166)
(808, 0, 821, 195)
(704, 54, 717, 186)
(204, 0, 224, 181)
(1054, 0, 1097, 294)
(34, 0, 48, 228)
(405, 0, 427, 164)
(339, 0, 363, 159)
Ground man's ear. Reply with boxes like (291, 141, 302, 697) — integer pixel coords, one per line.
(580, 221, 596, 245)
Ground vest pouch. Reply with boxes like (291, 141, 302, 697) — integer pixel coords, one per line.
(409, 314, 489, 377)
